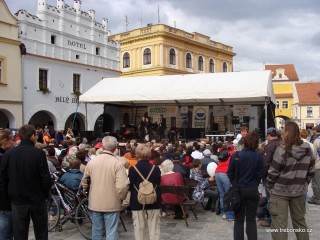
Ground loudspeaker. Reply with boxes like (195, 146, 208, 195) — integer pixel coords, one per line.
(20, 43, 27, 55)
(243, 116, 250, 123)
(212, 123, 219, 131)
(232, 116, 239, 124)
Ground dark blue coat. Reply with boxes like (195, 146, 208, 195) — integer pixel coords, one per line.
(227, 149, 264, 187)
(128, 160, 161, 211)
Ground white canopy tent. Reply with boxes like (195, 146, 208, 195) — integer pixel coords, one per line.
(80, 71, 275, 106)
(80, 71, 275, 137)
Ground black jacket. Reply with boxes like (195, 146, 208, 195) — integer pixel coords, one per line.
(0, 140, 52, 205)
(0, 148, 11, 211)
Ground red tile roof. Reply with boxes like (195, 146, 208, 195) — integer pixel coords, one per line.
(265, 64, 299, 81)
(295, 82, 320, 105)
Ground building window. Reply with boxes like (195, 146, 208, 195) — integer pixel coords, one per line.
(96, 47, 100, 56)
(73, 74, 80, 93)
(51, 35, 56, 44)
(186, 53, 192, 69)
(279, 73, 282, 78)
(209, 59, 214, 73)
(143, 48, 151, 65)
(76, 54, 80, 59)
(170, 49, 176, 65)
(39, 69, 48, 91)
(123, 52, 130, 68)
(223, 62, 228, 72)
(282, 101, 288, 109)
(198, 56, 203, 71)
(276, 101, 279, 109)
(307, 107, 313, 117)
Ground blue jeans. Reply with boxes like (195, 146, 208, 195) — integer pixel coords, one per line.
(0, 210, 13, 240)
(92, 211, 120, 240)
(215, 173, 234, 219)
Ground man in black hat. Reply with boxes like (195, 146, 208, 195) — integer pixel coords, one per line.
(171, 153, 189, 179)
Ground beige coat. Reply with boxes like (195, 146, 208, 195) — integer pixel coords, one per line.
(81, 151, 129, 212)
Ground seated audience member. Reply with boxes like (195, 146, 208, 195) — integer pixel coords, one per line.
(201, 149, 214, 171)
(124, 148, 138, 168)
(190, 159, 217, 211)
(160, 160, 187, 219)
(171, 153, 189, 179)
(47, 147, 62, 172)
(59, 154, 83, 190)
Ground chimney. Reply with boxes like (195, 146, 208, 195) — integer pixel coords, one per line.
(102, 18, 108, 31)
(57, 0, 65, 9)
(88, 9, 95, 20)
(74, 0, 81, 14)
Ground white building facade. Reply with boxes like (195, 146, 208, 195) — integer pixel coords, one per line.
(16, 0, 120, 134)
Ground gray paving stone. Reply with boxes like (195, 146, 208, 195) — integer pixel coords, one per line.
(27, 202, 320, 240)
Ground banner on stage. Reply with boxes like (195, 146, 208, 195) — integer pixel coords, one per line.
(233, 105, 251, 116)
(148, 106, 178, 118)
(212, 106, 230, 116)
(192, 106, 209, 128)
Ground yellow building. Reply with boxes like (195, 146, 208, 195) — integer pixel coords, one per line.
(109, 24, 235, 77)
(265, 64, 299, 129)
(0, 0, 23, 128)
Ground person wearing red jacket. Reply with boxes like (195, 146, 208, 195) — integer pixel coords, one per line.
(160, 160, 187, 219)
(215, 148, 236, 221)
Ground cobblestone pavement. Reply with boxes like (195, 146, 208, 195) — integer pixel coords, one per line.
(28, 202, 320, 240)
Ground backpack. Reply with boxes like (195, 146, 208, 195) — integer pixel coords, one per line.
(133, 165, 157, 209)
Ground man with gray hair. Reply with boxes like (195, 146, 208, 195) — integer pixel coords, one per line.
(81, 136, 129, 239)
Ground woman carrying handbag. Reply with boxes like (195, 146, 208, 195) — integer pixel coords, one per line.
(228, 131, 264, 240)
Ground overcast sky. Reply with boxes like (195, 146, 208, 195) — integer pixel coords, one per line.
(5, 0, 320, 82)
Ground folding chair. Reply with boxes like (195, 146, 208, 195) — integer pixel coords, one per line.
(160, 185, 198, 227)
(183, 178, 206, 210)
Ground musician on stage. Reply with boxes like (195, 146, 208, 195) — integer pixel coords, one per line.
(159, 114, 167, 140)
(145, 117, 153, 141)
(138, 117, 146, 142)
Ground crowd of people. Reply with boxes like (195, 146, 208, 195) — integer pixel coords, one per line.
(0, 123, 319, 240)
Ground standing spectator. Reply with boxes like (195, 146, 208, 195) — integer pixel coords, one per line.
(309, 126, 320, 143)
(37, 128, 44, 143)
(235, 126, 249, 152)
(128, 145, 161, 240)
(81, 136, 128, 240)
(55, 130, 64, 144)
(228, 131, 264, 240)
(0, 124, 52, 240)
(0, 129, 14, 240)
(308, 124, 320, 205)
(260, 127, 282, 227)
(43, 130, 51, 145)
(267, 121, 315, 240)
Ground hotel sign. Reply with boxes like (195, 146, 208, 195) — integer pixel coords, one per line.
(67, 40, 86, 49)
